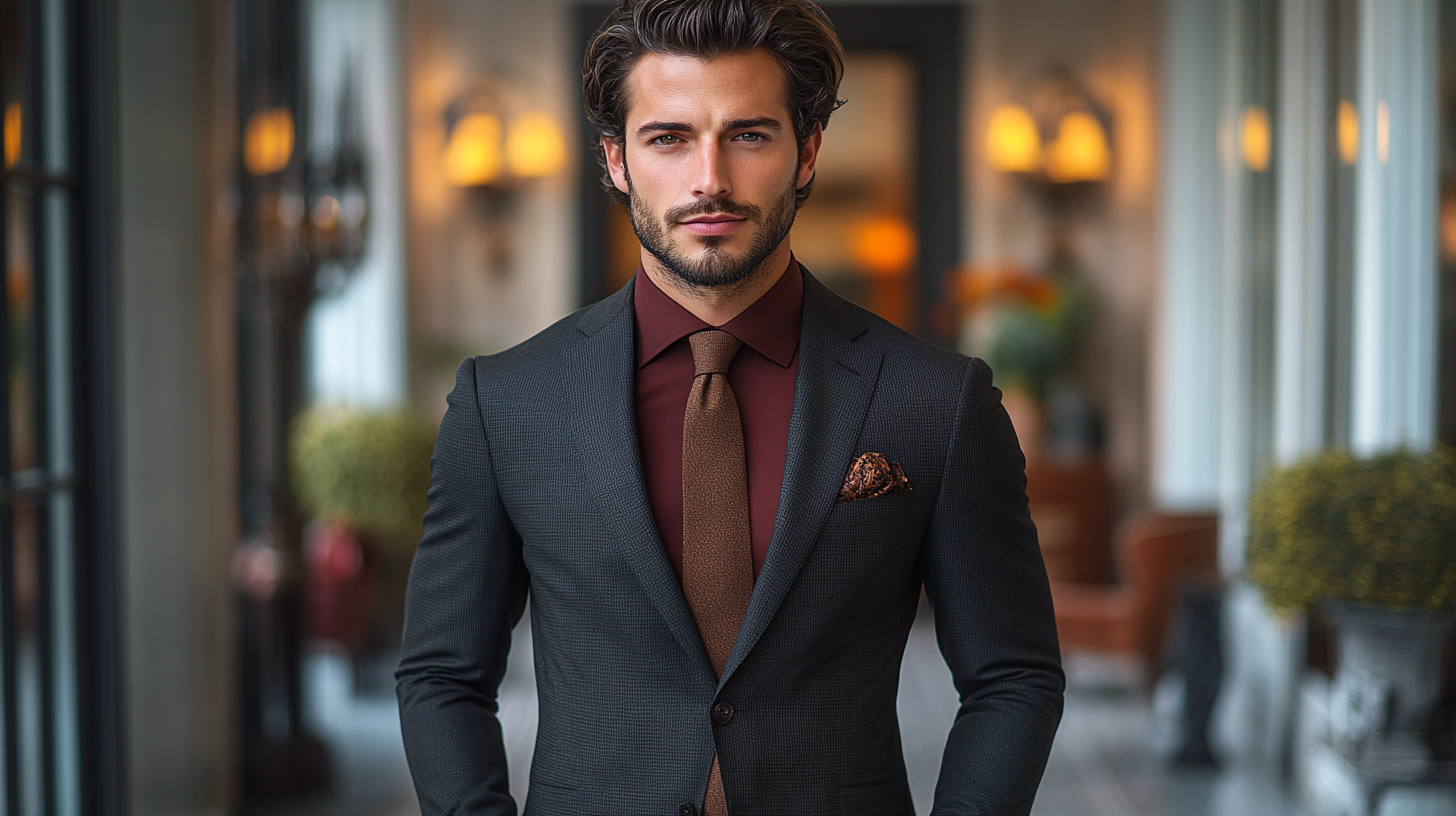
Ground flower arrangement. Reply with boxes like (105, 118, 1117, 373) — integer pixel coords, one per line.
(954, 264, 1091, 401)
(1246, 445, 1456, 613)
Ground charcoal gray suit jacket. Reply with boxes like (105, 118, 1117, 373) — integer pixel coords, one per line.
(396, 268, 1064, 816)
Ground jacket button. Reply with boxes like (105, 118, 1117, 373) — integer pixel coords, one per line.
(678, 803, 697, 816)
(712, 701, 735, 725)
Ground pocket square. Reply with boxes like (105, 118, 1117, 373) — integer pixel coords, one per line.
(836, 452, 911, 502)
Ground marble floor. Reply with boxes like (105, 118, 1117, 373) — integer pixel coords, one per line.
(248, 605, 1303, 816)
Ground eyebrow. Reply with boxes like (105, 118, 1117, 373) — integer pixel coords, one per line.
(725, 117, 783, 131)
(636, 121, 695, 137)
(634, 116, 784, 138)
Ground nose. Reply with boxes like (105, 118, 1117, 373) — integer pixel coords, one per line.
(690, 140, 731, 200)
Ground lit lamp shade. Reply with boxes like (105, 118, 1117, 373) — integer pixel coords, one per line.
(244, 107, 296, 176)
(3, 102, 19, 169)
(445, 113, 503, 187)
(850, 216, 916, 278)
(986, 104, 1041, 173)
(506, 111, 567, 179)
(1240, 106, 1271, 173)
(1043, 111, 1110, 183)
(1337, 100, 1359, 165)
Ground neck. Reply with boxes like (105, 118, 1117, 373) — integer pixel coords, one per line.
(641, 243, 792, 326)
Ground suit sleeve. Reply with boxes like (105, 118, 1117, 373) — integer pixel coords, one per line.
(396, 359, 529, 816)
(921, 357, 1065, 815)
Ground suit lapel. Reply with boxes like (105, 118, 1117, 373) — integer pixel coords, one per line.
(564, 279, 716, 682)
(718, 272, 884, 687)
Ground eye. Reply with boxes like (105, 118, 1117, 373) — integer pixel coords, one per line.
(734, 132, 765, 143)
(649, 134, 682, 146)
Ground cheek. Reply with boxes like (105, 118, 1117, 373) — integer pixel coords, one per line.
(740, 148, 802, 194)
(622, 151, 677, 198)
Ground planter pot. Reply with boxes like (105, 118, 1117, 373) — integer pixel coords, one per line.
(1325, 602, 1456, 776)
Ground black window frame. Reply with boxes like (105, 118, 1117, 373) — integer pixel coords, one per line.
(0, 0, 122, 812)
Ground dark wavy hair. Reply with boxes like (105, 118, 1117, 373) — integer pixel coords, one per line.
(582, 0, 846, 208)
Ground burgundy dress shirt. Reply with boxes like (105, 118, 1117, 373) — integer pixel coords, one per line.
(633, 259, 803, 582)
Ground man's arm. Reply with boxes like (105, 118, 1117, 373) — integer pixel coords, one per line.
(920, 357, 1065, 816)
(396, 359, 529, 816)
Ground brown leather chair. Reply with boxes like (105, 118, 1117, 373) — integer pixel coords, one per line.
(1049, 512, 1220, 667)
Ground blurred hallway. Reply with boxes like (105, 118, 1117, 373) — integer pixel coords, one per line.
(12, 0, 1454, 810)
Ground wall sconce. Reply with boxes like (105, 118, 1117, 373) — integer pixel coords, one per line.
(245, 107, 296, 177)
(240, 61, 371, 291)
(1239, 105, 1271, 173)
(444, 110, 567, 187)
(986, 67, 1112, 187)
(443, 81, 567, 274)
(1337, 100, 1359, 166)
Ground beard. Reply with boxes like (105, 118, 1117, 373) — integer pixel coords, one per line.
(626, 166, 798, 291)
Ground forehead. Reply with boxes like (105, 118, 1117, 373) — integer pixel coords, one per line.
(623, 49, 790, 126)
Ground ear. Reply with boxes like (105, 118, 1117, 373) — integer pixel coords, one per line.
(796, 125, 823, 190)
(602, 137, 630, 195)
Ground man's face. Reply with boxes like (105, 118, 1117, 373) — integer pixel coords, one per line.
(602, 50, 821, 289)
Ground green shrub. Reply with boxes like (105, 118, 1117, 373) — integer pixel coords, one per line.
(290, 407, 436, 548)
(1247, 445, 1456, 613)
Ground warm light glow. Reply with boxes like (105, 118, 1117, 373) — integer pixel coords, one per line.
(1441, 194, 1456, 264)
(850, 216, 916, 278)
(4, 103, 20, 170)
(1240, 106, 1271, 172)
(445, 113, 503, 186)
(1044, 111, 1110, 183)
(985, 104, 1041, 173)
(244, 107, 295, 176)
(1337, 100, 1359, 165)
(1377, 100, 1390, 164)
(506, 111, 567, 179)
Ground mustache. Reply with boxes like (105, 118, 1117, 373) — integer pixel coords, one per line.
(664, 196, 763, 224)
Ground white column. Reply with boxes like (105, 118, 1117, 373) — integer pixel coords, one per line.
(305, 0, 408, 408)
(1350, 0, 1439, 453)
(1273, 0, 1329, 464)
(1153, 0, 1226, 512)
(1217, 0, 1254, 575)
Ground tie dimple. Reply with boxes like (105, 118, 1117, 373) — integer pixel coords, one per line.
(689, 329, 741, 376)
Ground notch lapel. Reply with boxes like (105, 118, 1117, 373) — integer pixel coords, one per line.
(564, 281, 716, 682)
(718, 273, 884, 687)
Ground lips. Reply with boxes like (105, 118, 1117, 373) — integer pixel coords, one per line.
(678, 214, 746, 237)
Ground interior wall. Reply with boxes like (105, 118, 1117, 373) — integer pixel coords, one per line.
(117, 0, 237, 811)
(403, 0, 580, 419)
(968, 0, 1164, 517)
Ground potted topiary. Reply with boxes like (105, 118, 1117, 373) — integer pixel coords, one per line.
(1247, 445, 1456, 776)
(290, 407, 435, 668)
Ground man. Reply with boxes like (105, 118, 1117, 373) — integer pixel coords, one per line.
(396, 1, 1064, 814)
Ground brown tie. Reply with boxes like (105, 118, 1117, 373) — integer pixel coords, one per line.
(682, 329, 753, 816)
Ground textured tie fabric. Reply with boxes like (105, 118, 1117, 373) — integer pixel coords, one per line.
(681, 329, 753, 816)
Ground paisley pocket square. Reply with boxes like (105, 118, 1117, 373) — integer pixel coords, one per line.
(836, 452, 911, 502)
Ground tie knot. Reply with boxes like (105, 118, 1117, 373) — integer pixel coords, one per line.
(688, 330, 742, 376)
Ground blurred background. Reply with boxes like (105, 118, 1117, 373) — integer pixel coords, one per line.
(3, 0, 1456, 814)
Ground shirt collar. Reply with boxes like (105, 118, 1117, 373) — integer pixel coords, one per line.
(633, 256, 804, 369)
